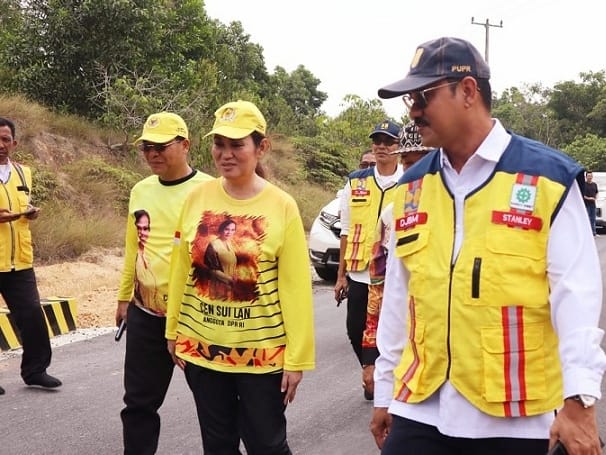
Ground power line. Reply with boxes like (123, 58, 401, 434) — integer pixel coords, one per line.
(471, 17, 503, 63)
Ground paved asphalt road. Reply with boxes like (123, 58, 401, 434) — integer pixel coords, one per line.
(0, 277, 378, 455)
(2, 237, 606, 454)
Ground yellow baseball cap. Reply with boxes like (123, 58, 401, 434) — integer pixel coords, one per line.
(204, 100, 266, 139)
(134, 112, 189, 144)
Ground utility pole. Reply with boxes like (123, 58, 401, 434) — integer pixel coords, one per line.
(471, 17, 503, 63)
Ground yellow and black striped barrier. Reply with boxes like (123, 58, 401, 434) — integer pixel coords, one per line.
(0, 297, 77, 351)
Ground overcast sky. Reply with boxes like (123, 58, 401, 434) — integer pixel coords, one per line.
(205, 0, 604, 119)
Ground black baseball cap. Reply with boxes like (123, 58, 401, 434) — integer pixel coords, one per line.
(369, 119, 401, 139)
(378, 37, 490, 99)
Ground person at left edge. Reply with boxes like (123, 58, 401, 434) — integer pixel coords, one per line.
(334, 119, 403, 400)
(0, 117, 61, 395)
(166, 100, 315, 454)
(115, 112, 212, 455)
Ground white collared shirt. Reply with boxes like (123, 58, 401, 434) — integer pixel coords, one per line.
(375, 119, 606, 438)
(0, 160, 11, 184)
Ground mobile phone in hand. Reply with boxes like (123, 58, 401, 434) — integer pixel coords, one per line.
(336, 288, 347, 307)
(115, 319, 126, 341)
(547, 441, 567, 455)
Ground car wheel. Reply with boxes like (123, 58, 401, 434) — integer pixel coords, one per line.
(314, 267, 337, 281)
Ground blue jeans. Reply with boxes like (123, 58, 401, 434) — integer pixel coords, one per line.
(586, 204, 597, 235)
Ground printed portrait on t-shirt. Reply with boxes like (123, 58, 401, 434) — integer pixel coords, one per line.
(190, 211, 265, 302)
(133, 209, 162, 314)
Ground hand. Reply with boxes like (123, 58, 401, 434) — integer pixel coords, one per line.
(115, 300, 129, 326)
(362, 365, 375, 397)
(281, 370, 303, 405)
(23, 205, 40, 220)
(549, 399, 602, 454)
(0, 208, 21, 223)
(370, 407, 392, 449)
(334, 276, 348, 304)
(166, 340, 186, 370)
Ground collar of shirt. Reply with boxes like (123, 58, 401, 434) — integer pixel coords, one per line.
(0, 160, 11, 184)
(439, 119, 512, 262)
(373, 163, 404, 188)
(439, 119, 511, 172)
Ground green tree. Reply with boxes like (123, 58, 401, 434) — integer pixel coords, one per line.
(271, 65, 327, 118)
(291, 95, 391, 188)
(548, 71, 606, 144)
(0, 0, 23, 91)
(562, 133, 606, 171)
(492, 84, 563, 147)
(265, 66, 326, 136)
(210, 20, 270, 103)
(2, 0, 219, 119)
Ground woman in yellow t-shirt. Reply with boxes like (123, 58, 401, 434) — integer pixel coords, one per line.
(166, 100, 315, 455)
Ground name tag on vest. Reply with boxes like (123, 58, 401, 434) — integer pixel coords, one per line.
(491, 210, 543, 231)
(395, 212, 428, 231)
(352, 188, 370, 197)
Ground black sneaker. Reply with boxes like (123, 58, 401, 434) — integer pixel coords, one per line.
(0, 385, 4, 395)
(24, 373, 62, 389)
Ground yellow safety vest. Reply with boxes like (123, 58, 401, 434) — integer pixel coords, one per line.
(391, 138, 581, 417)
(0, 163, 34, 271)
(344, 169, 398, 272)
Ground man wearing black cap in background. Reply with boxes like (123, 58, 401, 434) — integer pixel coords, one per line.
(334, 120, 403, 400)
(361, 121, 434, 401)
(371, 37, 605, 455)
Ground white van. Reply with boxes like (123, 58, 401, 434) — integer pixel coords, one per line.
(589, 172, 606, 232)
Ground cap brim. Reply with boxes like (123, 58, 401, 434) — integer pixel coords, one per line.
(378, 75, 444, 99)
(203, 126, 255, 139)
(368, 131, 399, 139)
(134, 133, 178, 145)
(398, 146, 432, 154)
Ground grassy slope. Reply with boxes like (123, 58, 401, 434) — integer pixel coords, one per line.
(1, 95, 336, 264)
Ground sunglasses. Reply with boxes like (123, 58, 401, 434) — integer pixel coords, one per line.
(137, 139, 181, 153)
(359, 161, 376, 169)
(371, 136, 398, 146)
(402, 80, 460, 110)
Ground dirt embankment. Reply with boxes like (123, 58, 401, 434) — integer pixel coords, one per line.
(32, 248, 123, 328)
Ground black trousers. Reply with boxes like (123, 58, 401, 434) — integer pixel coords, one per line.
(121, 305, 175, 455)
(184, 363, 291, 455)
(0, 268, 52, 381)
(382, 415, 549, 455)
(346, 279, 368, 366)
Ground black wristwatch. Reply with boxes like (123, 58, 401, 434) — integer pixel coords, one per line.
(568, 394, 597, 408)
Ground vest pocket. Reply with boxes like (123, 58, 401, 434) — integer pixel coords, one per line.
(395, 229, 429, 257)
(17, 229, 34, 264)
(350, 195, 371, 207)
(344, 228, 367, 260)
(395, 317, 426, 394)
(17, 192, 30, 212)
(479, 228, 548, 307)
(396, 230, 430, 294)
(481, 323, 546, 403)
